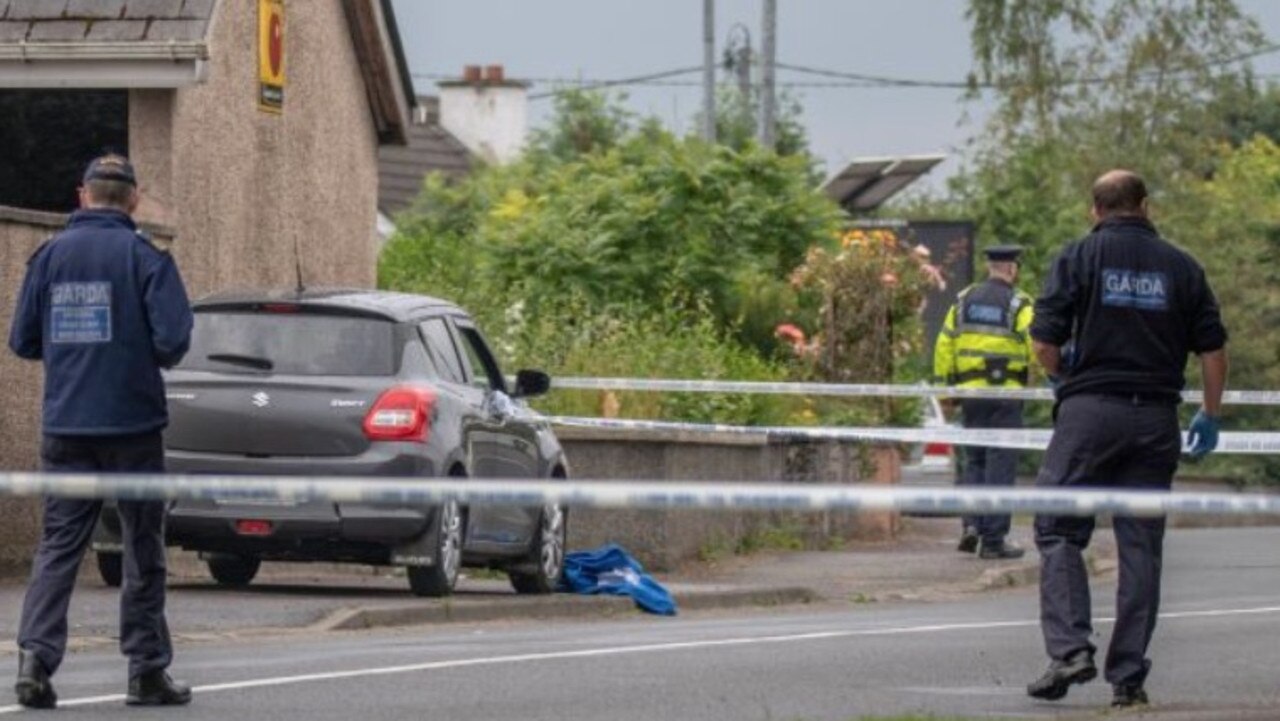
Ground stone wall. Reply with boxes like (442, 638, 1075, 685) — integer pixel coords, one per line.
(561, 427, 901, 571)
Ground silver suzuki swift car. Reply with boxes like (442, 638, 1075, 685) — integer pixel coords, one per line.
(92, 289, 569, 597)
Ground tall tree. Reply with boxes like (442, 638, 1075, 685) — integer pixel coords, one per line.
(966, 0, 1266, 174)
(955, 0, 1271, 291)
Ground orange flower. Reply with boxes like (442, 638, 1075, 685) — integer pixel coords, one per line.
(880, 272, 899, 287)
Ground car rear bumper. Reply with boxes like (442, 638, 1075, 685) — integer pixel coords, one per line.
(94, 443, 447, 561)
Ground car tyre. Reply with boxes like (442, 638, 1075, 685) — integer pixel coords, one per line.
(509, 504, 567, 595)
(207, 555, 261, 588)
(407, 500, 464, 597)
(96, 551, 123, 588)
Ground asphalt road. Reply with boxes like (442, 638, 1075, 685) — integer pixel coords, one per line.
(2, 526, 1278, 720)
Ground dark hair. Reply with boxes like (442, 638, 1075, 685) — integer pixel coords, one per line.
(1091, 170, 1147, 216)
(84, 178, 135, 209)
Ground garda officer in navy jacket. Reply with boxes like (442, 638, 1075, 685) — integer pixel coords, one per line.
(1025, 170, 1229, 709)
(8, 155, 195, 709)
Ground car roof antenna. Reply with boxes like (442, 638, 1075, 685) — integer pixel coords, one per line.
(293, 236, 306, 296)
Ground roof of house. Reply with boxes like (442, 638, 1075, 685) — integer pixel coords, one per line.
(0, 0, 214, 48)
(0, 0, 413, 144)
(378, 96, 474, 217)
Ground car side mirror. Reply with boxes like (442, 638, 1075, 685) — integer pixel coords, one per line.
(513, 369, 551, 399)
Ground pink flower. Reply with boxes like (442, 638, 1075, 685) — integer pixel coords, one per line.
(775, 323, 806, 344)
(880, 272, 899, 287)
(920, 264, 946, 290)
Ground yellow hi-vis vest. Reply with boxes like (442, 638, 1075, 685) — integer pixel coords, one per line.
(933, 279, 1035, 389)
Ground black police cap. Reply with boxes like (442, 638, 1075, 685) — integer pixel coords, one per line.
(82, 155, 137, 187)
(983, 244, 1024, 262)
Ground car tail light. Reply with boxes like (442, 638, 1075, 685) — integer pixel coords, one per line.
(260, 303, 300, 313)
(363, 386, 435, 442)
(235, 519, 273, 536)
(924, 442, 952, 457)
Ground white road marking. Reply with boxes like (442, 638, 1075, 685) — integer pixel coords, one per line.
(3, 604, 1279, 714)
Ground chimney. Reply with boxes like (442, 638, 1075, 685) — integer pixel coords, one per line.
(438, 64, 529, 165)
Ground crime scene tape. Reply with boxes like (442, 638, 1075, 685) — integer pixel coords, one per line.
(544, 416, 1280, 455)
(0, 473, 1277, 517)
(547, 377, 1280, 406)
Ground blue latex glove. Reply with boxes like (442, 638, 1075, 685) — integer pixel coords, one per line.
(1186, 410, 1220, 459)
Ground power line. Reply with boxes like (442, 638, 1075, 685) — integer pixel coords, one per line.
(777, 42, 1280, 90)
(410, 67, 707, 101)
(526, 66, 703, 99)
(408, 73, 1280, 95)
(409, 43, 1280, 100)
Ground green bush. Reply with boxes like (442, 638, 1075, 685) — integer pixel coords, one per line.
(492, 298, 795, 426)
(378, 95, 842, 359)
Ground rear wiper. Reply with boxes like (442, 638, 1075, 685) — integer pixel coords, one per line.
(206, 353, 274, 371)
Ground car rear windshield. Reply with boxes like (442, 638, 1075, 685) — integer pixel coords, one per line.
(178, 311, 396, 376)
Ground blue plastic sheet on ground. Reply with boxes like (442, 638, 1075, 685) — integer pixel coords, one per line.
(558, 543, 678, 616)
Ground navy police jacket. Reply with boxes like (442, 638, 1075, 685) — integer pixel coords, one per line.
(1030, 216, 1227, 402)
(8, 209, 194, 436)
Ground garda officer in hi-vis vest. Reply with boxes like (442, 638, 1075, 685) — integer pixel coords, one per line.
(932, 244, 1034, 560)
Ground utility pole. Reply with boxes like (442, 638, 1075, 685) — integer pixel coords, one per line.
(735, 32, 752, 103)
(702, 0, 716, 142)
(759, 0, 777, 149)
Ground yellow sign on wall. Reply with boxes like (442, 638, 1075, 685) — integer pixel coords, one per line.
(258, 0, 285, 113)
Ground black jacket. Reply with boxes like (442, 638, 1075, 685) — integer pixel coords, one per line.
(1030, 216, 1227, 401)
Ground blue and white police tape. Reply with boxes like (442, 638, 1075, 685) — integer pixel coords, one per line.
(0, 472, 1276, 518)
(547, 377, 1280, 406)
(544, 416, 1280, 455)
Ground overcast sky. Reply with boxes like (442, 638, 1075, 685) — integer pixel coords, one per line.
(388, 1, 1280, 189)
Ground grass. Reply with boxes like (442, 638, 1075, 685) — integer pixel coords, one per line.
(735, 524, 808, 555)
(461, 567, 508, 581)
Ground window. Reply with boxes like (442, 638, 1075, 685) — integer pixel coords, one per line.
(454, 324, 507, 393)
(419, 318, 466, 384)
(178, 312, 395, 376)
(0, 90, 129, 213)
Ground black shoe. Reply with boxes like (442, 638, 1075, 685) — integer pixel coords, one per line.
(15, 649, 57, 710)
(1112, 684, 1149, 708)
(1026, 650, 1097, 701)
(957, 527, 979, 553)
(979, 541, 1026, 560)
(126, 670, 192, 706)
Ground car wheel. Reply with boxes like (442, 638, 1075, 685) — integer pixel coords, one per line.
(207, 555, 261, 588)
(509, 504, 567, 595)
(407, 500, 464, 597)
(96, 551, 122, 588)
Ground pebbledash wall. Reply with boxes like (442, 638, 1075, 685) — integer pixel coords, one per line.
(136, 0, 381, 297)
(0, 0, 392, 570)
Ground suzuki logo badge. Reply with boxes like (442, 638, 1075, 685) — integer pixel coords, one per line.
(251, 392, 271, 408)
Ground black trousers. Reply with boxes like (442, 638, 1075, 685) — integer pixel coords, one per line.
(19, 432, 172, 679)
(959, 399, 1023, 544)
(1034, 394, 1181, 687)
